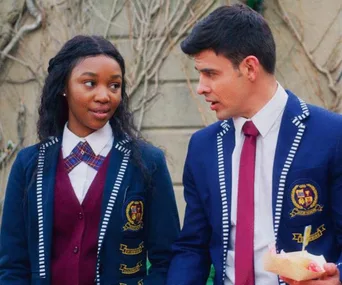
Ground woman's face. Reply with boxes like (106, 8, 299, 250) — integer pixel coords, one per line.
(65, 55, 122, 137)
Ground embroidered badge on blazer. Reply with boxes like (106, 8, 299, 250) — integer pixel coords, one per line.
(120, 279, 143, 285)
(120, 242, 144, 255)
(289, 182, 323, 217)
(138, 279, 143, 285)
(123, 199, 144, 231)
(292, 224, 326, 243)
(120, 261, 143, 275)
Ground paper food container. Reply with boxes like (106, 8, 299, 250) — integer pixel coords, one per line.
(264, 250, 326, 281)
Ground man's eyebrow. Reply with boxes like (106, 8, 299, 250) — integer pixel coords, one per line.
(194, 67, 216, 73)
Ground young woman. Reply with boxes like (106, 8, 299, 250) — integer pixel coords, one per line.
(0, 35, 180, 285)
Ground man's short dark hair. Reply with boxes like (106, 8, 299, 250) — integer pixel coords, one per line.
(181, 4, 276, 74)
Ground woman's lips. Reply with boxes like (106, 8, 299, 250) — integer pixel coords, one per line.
(89, 109, 110, 120)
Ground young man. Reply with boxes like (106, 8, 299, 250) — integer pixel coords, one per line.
(167, 4, 342, 285)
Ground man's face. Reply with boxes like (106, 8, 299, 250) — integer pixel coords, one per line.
(194, 50, 250, 120)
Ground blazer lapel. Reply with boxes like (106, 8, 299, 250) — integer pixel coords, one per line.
(216, 119, 235, 282)
(95, 137, 132, 284)
(272, 91, 310, 244)
(36, 137, 61, 279)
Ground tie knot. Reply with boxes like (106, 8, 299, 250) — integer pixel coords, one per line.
(64, 140, 105, 173)
(77, 141, 94, 156)
(242, 121, 259, 137)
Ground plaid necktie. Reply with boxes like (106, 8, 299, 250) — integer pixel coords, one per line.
(64, 141, 106, 173)
(235, 121, 259, 285)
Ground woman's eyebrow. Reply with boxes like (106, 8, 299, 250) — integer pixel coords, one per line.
(110, 74, 122, 79)
(80, 72, 97, 77)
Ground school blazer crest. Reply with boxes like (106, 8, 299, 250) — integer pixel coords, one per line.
(0, 136, 180, 285)
(167, 91, 342, 285)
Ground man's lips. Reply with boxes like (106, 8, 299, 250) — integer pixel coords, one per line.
(205, 98, 218, 104)
(205, 99, 219, 110)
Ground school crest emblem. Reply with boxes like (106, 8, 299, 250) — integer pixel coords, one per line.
(290, 183, 323, 217)
(123, 200, 144, 231)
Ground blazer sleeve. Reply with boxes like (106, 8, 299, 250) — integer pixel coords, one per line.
(0, 150, 30, 284)
(166, 137, 212, 285)
(143, 149, 180, 284)
(331, 134, 342, 281)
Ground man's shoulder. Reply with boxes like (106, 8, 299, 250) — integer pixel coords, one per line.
(188, 121, 231, 154)
(306, 103, 342, 132)
(286, 91, 342, 134)
(308, 103, 342, 120)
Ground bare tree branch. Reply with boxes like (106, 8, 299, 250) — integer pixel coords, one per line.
(0, 0, 43, 69)
(276, 0, 339, 107)
(104, 0, 119, 38)
(128, 1, 216, 99)
(3, 78, 37, 85)
(310, 5, 342, 54)
(0, 51, 42, 88)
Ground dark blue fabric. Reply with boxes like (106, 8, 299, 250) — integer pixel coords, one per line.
(0, 138, 180, 285)
(167, 91, 342, 285)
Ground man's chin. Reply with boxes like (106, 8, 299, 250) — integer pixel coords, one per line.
(215, 112, 231, 121)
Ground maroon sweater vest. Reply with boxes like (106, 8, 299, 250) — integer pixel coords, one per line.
(51, 152, 110, 285)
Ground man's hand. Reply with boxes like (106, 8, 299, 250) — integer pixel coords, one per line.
(281, 263, 341, 285)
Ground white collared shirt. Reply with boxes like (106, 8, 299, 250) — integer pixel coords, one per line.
(225, 83, 288, 285)
(62, 122, 113, 204)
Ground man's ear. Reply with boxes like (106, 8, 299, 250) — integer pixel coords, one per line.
(240, 56, 260, 82)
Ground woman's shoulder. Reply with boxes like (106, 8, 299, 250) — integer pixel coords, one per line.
(16, 137, 59, 166)
(17, 143, 40, 159)
(136, 140, 164, 161)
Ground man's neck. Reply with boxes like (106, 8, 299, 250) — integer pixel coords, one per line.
(242, 76, 278, 119)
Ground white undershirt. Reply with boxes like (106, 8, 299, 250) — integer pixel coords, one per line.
(225, 83, 288, 285)
(61, 122, 113, 204)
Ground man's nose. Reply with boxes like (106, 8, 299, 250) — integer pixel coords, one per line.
(197, 81, 211, 95)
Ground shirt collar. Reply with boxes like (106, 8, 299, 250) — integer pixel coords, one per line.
(62, 122, 113, 156)
(233, 83, 288, 137)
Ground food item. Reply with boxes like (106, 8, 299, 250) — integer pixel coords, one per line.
(264, 250, 326, 281)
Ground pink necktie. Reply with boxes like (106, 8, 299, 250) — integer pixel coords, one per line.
(235, 121, 259, 285)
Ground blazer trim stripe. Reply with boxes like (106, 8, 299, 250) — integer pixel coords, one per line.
(37, 137, 59, 278)
(217, 120, 231, 283)
(274, 98, 309, 244)
(273, 123, 305, 240)
(95, 143, 131, 284)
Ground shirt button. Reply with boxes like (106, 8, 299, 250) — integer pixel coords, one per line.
(73, 246, 79, 254)
(81, 150, 85, 155)
(78, 212, 83, 220)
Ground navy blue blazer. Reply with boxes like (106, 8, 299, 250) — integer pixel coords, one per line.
(0, 136, 180, 285)
(167, 91, 342, 285)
